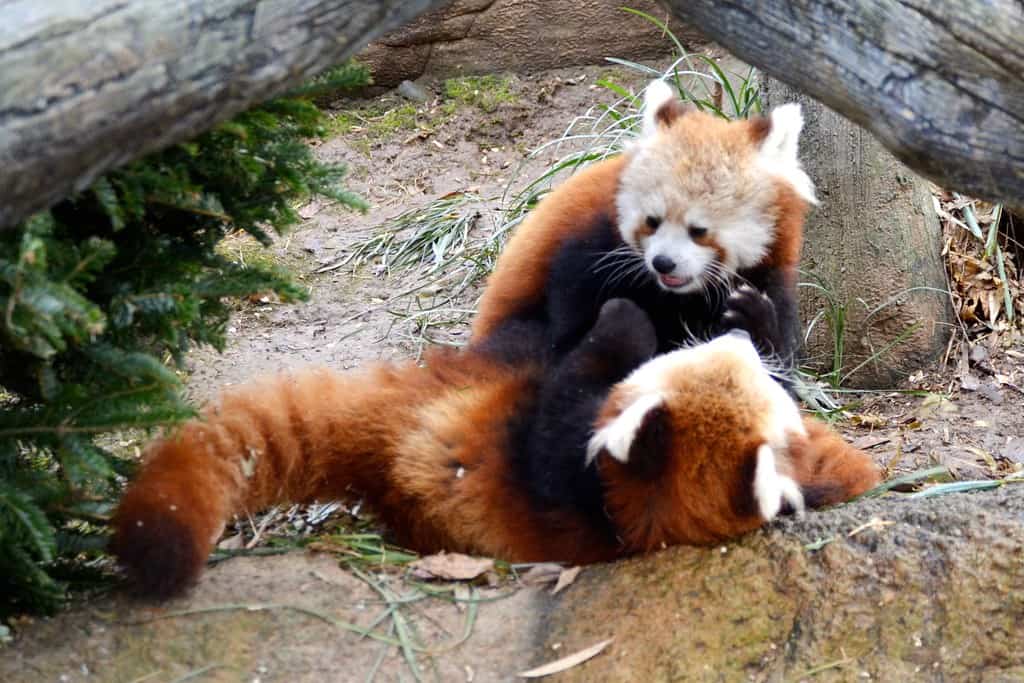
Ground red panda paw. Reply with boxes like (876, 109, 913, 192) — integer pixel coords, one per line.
(753, 444, 805, 521)
(721, 285, 781, 356)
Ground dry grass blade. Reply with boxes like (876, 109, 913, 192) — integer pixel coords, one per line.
(517, 638, 614, 678)
(550, 566, 582, 595)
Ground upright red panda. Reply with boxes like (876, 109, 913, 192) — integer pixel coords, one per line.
(112, 301, 878, 599)
(471, 80, 816, 371)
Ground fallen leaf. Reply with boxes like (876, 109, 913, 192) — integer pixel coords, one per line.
(850, 413, 887, 428)
(1002, 437, 1024, 464)
(850, 435, 891, 450)
(551, 567, 582, 595)
(965, 446, 999, 472)
(519, 563, 564, 586)
(960, 374, 981, 391)
(217, 534, 244, 550)
(517, 638, 614, 678)
(408, 552, 494, 581)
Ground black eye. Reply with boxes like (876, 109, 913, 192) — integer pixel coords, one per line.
(688, 225, 708, 239)
(645, 216, 662, 230)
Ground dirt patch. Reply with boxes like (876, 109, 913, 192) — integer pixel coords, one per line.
(185, 64, 649, 400)
(3, 553, 543, 682)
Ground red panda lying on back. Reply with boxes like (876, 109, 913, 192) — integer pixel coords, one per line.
(471, 80, 816, 373)
(112, 300, 878, 599)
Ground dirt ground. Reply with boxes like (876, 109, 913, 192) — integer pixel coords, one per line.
(6, 61, 1024, 681)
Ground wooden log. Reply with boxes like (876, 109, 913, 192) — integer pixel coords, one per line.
(763, 78, 953, 387)
(661, 0, 1024, 212)
(0, 0, 450, 230)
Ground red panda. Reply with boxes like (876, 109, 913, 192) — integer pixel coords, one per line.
(470, 80, 816, 370)
(112, 300, 878, 599)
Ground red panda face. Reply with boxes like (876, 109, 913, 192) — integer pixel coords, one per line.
(587, 331, 807, 548)
(616, 81, 817, 295)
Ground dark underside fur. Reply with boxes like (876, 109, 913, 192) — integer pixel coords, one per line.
(494, 212, 800, 370)
(479, 299, 661, 546)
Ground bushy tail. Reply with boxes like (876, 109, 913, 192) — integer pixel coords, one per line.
(111, 367, 395, 598)
(789, 417, 881, 508)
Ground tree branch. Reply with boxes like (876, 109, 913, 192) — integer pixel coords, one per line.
(662, 0, 1024, 210)
(0, 0, 450, 230)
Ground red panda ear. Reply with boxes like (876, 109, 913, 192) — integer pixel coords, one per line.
(620, 404, 671, 479)
(642, 80, 689, 137)
(747, 115, 772, 145)
(653, 99, 689, 130)
(586, 393, 665, 466)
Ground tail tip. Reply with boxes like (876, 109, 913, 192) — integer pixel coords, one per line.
(111, 505, 208, 600)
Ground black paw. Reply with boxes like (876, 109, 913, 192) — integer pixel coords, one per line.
(590, 298, 658, 359)
(721, 285, 781, 354)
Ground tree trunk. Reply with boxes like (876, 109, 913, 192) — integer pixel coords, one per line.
(0, 0, 450, 230)
(661, 0, 1024, 213)
(763, 79, 953, 388)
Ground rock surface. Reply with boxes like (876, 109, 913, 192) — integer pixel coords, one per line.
(357, 0, 703, 87)
(7, 488, 1023, 681)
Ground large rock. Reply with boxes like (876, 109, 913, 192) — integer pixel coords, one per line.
(6, 489, 1024, 681)
(357, 0, 703, 87)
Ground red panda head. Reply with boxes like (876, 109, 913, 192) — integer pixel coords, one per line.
(616, 80, 817, 294)
(586, 331, 806, 549)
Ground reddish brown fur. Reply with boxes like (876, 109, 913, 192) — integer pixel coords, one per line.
(113, 350, 878, 598)
(112, 350, 618, 597)
(470, 109, 809, 345)
(788, 418, 881, 506)
(471, 155, 630, 340)
(594, 352, 880, 552)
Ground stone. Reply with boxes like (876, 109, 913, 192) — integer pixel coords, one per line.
(357, 0, 704, 87)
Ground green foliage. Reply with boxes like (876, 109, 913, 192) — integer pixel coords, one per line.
(0, 63, 369, 618)
(443, 74, 516, 113)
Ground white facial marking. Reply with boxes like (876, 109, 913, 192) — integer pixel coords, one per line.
(641, 79, 675, 138)
(757, 103, 818, 205)
(586, 392, 665, 465)
(754, 444, 805, 520)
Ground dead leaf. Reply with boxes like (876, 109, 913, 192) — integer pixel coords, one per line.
(850, 413, 887, 428)
(1001, 437, 1024, 464)
(519, 563, 564, 586)
(517, 638, 614, 678)
(408, 552, 494, 581)
(217, 534, 244, 550)
(551, 567, 582, 595)
(960, 374, 981, 391)
(966, 446, 999, 472)
(850, 435, 891, 451)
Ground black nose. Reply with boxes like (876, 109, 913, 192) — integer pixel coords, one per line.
(652, 255, 676, 274)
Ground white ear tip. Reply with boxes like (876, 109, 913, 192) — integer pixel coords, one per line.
(644, 79, 675, 111)
(771, 103, 804, 130)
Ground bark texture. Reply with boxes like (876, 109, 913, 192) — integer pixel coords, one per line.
(763, 79, 953, 388)
(661, 0, 1024, 212)
(0, 0, 449, 230)
(357, 0, 700, 87)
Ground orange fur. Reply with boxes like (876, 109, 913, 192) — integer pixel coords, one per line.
(113, 349, 877, 599)
(470, 106, 810, 345)
(471, 155, 630, 340)
(788, 418, 881, 506)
